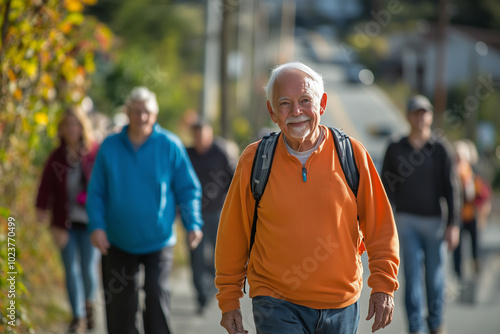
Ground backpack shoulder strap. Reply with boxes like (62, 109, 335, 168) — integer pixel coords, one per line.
(329, 127, 359, 197)
(250, 132, 281, 201)
(249, 132, 280, 253)
(243, 132, 280, 293)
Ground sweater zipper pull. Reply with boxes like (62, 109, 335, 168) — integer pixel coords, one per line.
(302, 166, 307, 182)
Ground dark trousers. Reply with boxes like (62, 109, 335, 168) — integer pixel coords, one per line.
(102, 245, 174, 334)
(189, 210, 220, 307)
(453, 218, 479, 278)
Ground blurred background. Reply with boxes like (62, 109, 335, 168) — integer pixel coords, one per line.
(1, 0, 500, 333)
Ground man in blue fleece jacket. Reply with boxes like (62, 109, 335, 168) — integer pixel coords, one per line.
(86, 86, 203, 334)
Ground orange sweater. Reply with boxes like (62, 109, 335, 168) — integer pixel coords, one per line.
(215, 125, 399, 313)
(457, 161, 476, 221)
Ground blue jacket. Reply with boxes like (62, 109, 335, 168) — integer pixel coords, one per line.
(86, 124, 203, 254)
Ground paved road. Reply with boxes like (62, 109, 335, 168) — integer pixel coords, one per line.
(85, 29, 500, 334)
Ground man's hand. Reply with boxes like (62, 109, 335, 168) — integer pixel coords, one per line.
(445, 225, 460, 251)
(366, 292, 395, 332)
(188, 229, 203, 250)
(91, 228, 110, 255)
(220, 309, 248, 334)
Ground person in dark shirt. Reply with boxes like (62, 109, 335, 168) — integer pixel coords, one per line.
(186, 118, 238, 314)
(381, 95, 460, 334)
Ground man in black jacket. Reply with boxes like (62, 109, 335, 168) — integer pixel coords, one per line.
(186, 118, 238, 314)
(381, 95, 460, 334)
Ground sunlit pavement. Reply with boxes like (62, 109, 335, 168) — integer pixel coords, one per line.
(89, 224, 500, 334)
(164, 210, 500, 334)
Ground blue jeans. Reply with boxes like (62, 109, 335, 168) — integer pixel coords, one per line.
(252, 296, 359, 334)
(396, 213, 446, 333)
(60, 226, 100, 318)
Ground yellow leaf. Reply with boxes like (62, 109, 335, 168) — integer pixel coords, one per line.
(84, 53, 95, 73)
(95, 23, 113, 51)
(19, 20, 32, 35)
(13, 88, 22, 101)
(22, 118, 30, 132)
(23, 60, 38, 79)
(65, 0, 83, 12)
(61, 58, 77, 80)
(34, 112, 49, 125)
(38, 49, 49, 66)
(77, 65, 86, 76)
(66, 12, 84, 25)
(7, 69, 16, 82)
(60, 21, 72, 34)
(41, 73, 54, 88)
(48, 29, 58, 41)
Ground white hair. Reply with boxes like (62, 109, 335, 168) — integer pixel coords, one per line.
(455, 139, 479, 165)
(454, 141, 471, 163)
(265, 62, 324, 109)
(125, 86, 159, 114)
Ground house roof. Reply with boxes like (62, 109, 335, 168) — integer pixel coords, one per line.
(451, 24, 500, 53)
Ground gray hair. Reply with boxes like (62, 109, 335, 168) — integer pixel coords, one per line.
(265, 62, 324, 109)
(125, 86, 159, 114)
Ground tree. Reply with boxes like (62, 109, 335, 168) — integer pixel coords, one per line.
(0, 1, 112, 332)
(85, 0, 205, 131)
(0, 0, 112, 206)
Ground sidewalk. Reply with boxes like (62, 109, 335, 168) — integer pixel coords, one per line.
(85, 216, 500, 334)
(171, 218, 500, 334)
(169, 267, 255, 333)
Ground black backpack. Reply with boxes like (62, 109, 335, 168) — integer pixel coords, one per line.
(244, 127, 359, 292)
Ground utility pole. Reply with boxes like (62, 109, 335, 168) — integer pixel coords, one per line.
(465, 47, 478, 140)
(201, 0, 220, 122)
(236, 0, 254, 121)
(279, 0, 296, 64)
(220, 0, 231, 138)
(433, 0, 448, 129)
(252, 0, 270, 133)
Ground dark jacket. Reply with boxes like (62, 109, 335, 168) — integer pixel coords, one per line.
(36, 142, 99, 229)
(187, 138, 236, 213)
(381, 134, 460, 226)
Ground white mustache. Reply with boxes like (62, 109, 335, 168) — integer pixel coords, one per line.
(285, 115, 311, 125)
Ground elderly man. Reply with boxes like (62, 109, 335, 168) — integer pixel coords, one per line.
(215, 62, 400, 334)
(87, 87, 203, 334)
(382, 95, 460, 334)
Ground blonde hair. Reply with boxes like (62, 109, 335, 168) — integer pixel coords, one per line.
(58, 106, 95, 153)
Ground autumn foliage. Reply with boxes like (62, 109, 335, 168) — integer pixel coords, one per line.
(0, 0, 112, 332)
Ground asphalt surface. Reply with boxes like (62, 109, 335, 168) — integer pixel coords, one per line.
(83, 29, 500, 334)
